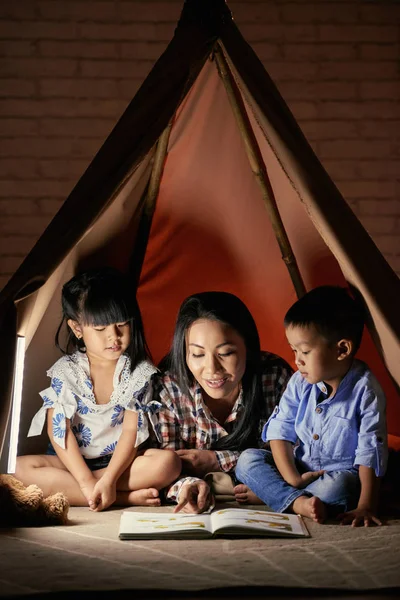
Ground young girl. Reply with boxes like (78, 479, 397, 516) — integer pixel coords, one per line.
(16, 267, 181, 511)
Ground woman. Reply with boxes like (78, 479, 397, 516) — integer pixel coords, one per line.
(153, 291, 293, 513)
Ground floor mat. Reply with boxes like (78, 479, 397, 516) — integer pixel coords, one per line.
(1, 505, 400, 596)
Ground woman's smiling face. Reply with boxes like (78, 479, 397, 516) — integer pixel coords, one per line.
(185, 318, 247, 403)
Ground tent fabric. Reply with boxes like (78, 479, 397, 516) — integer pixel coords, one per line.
(221, 39, 400, 383)
(0, 0, 221, 462)
(0, 0, 399, 468)
(136, 51, 400, 435)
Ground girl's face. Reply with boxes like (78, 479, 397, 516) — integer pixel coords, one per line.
(68, 319, 131, 363)
(185, 318, 247, 403)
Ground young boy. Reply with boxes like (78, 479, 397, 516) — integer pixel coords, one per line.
(235, 286, 388, 526)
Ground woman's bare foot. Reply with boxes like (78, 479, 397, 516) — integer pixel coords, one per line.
(292, 495, 326, 523)
(234, 484, 264, 505)
(128, 488, 161, 507)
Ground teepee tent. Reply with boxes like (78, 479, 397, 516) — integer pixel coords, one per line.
(0, 0, 399, 471)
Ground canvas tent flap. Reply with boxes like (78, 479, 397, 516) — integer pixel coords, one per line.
(220, 28, 400, 338)
(0, 0, 222, 311)
(217, 38, 400, 393)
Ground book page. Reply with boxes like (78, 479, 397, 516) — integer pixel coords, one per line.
(210, 508, 308, 536)
(119, 511, 212, 538)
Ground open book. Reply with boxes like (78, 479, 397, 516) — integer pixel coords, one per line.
(119, 508, 309, 540)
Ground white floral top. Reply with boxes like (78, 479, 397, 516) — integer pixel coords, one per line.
(28, 352, 159, 459)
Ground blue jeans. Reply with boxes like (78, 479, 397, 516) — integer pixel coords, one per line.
(235, 448, 361, 514)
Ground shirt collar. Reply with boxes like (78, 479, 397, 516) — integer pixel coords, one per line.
(316, 381, 329, 395)
(315, 360, 360, 399)
(191, 381, 244, 424)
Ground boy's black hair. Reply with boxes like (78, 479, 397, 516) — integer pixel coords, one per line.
(55, 266, 150, 370)
(284, 285, 365, 354)
(160, 291, 265, 452)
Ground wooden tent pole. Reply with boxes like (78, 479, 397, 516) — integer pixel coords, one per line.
(145, 120, 174, 215)
(130, 121, 173, 289)
(213, 44, 306, 299)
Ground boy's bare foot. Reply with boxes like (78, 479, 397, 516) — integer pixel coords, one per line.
(128, 488, 161, 507)
(233, 484, 264, 505)
(292, 495, 326, 523)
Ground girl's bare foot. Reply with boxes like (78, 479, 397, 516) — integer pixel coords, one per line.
(234, 484, 264, 505)
(292, 495, 326, 523)
(128, 488, 161, 507)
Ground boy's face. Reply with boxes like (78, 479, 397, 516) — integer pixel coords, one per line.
(286, 324, 348, 390)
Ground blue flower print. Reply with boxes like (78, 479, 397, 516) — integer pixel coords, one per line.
(52, 413, 66, 439)
(85, 379, 93, 391)
(72, 423, 92, 448)
(51, 377, 63, 397)
(100, 441, 117, 456)
(111, 405, 125, 427)
(75, 395, 89, 415)
(42, 395, 54, 408)
(137, 411, 143, 429)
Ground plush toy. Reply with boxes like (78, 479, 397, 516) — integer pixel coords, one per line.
(0, 474, 69, 527)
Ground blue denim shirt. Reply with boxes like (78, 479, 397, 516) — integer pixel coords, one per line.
(263, 360, 388, 477)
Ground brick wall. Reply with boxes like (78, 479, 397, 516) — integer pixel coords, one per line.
(0, 0, 399, 290)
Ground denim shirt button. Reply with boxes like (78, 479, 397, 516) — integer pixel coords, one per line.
(313, 433, 320, 440)
(315, 407, 322, 414)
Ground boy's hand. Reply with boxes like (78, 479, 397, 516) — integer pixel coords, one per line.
(291, 470, 325, 488)
(337, 507, 382, 527)
(89, 476, 117, 512)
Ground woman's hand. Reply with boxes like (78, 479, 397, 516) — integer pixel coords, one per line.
(174, 481, 212, 514)
(175, 449, 219, 477)
(88, 475, 117, 512)
(337, 507, 382, 527)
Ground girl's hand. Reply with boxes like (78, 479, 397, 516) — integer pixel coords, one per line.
(79, 478, 97, 505)
(89, 476, 117, 512)
(175, 449, 219, 477)
(174, 481, 212, 514)
(337, 507, 382, 527)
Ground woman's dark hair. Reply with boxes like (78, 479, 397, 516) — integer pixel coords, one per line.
(284, 285, 365, 355)
(162, 291, 264, 452)
(55, 267, 150, 370)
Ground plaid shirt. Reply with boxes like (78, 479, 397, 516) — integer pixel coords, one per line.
(151, 351, 293, 502)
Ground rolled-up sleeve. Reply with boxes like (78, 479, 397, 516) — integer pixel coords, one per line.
(214, 449, 240, 472)
(262, 374, 300, 444)
(354, 386, 388, 477)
